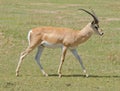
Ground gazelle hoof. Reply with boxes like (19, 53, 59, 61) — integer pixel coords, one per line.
(59, 74, 62, 78)
(43, 73, 48, 77)
(83, 70, 89, 77)
(16, 71, 19, 77)
(85, 74, 89, 78)
(16, 73, 19, 77)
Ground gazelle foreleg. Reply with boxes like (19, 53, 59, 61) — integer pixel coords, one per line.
(58, 46, 67, 78)
(70, 49, 89, 77)
(35, 46, 48, 76)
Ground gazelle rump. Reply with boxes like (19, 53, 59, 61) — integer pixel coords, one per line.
(16, 9, 103, 77)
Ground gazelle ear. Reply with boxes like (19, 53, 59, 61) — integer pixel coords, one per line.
(91, 21, 95, 25)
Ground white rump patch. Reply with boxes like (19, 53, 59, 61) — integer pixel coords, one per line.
(28, 30, 32, 45)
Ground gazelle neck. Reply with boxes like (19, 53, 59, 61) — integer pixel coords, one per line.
(76, 23, 94, 44)
(79, 23, 94, 37)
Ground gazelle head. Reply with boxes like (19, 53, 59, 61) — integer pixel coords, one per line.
(79, 9, 104, 36)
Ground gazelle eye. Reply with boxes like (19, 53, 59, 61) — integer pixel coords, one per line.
(94, 26, 98, 29)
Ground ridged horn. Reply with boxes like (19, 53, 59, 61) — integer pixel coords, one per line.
(79, 8, 99, 24)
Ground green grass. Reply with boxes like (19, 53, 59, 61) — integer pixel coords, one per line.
(0, 0, 120, 91)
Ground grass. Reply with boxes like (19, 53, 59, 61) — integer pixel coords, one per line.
(0, 0, 120, 91)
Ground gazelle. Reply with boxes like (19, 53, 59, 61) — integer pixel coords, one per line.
(16, 9, 103, 78)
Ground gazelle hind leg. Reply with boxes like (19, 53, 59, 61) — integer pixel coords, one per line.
(35, 46, 48, 77)
(70, 49, 89, 77)
(16, 46, 34, 76)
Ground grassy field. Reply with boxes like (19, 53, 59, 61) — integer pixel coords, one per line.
(0, 0, 120, 91)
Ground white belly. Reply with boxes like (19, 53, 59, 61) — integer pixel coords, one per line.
(40, 41, 62, 48)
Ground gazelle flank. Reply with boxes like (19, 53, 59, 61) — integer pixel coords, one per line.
(16, 9, 103, 78)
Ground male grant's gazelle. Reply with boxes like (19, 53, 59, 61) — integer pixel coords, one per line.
(16, 9, 103, 78)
